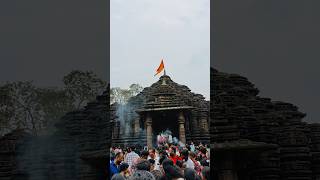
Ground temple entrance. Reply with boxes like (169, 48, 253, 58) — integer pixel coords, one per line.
(151, 110, 179, 146)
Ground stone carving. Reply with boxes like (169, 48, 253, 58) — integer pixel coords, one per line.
(211, 68, 320, 180)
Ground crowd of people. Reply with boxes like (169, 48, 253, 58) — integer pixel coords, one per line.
(109, 142, 210, 180)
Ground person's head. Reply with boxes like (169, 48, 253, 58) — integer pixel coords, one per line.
(128, 146, 135, 153)
(151, 170, 163, 180)
(119, 163, 129, 173)
(184, 168, 197, 180)
(149, 148, 156, 159)
(200, 159, 210, 167)
(200, 147, 207, 154)
(169, 151, 176, 157)
(115, 152, 124, 165)
(148, 159, 156, 171)
(161, 159, 174, 168)
(135, 159, 151, 171)
(129, 170, 156, 180)
(141, 150, 149, 159)
(189, 152, 196, 160)
(181, 149, 189, 160)
(159, 149, 167, 157)
(163, 164, 184, 180)
(201, 166, 210, 180)
(111, 173, 126, 180)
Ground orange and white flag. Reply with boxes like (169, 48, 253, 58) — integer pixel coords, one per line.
(154, 59, 165, 76)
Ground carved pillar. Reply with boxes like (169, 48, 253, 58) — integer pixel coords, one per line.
(146, 113, 153, 148)
(201, 111, 209, 133)
(178, 111, 186, 144)
(134, 118, 140, 137)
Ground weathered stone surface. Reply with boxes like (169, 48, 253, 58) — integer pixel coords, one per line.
(0, 87, 110, 180)
(211, 68, 320, 180)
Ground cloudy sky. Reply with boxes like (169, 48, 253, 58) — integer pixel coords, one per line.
(0, 0, 108, 88)
(110, 0, 210, 99)
(213, 0, 320, 122)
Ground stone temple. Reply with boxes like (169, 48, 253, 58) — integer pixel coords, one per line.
(1, 68, 320, 180)
(111, 74, 210, 148)
(212, 68, 320, 180)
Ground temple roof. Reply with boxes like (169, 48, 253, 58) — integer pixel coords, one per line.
(134, 74, 208, 112)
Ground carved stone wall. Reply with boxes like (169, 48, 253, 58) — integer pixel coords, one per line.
(211, 68, 320, 180)
(0, 88, 110, 180)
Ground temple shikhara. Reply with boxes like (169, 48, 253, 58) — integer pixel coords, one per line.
(111, 74, 210, 148)
(212, 68, 320, 180)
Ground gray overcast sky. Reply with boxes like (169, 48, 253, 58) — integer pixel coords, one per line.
(213, 0, 320, 122)
(110, 0, 210, 99)
(0, 0, 108, 87)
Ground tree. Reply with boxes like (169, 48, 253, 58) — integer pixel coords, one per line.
(110, 84, 143, 104)
(0, 85, 14, 135)
(36, 88, 74, 130)
(63, 70, 107, 109)
(0, 81, 42, 135)
(129, 84, 143, 96)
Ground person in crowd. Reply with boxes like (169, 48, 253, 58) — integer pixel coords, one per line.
(110, 141, 210, 180)
(189, 152, 202, 176)
(190, 142, 195, 152)
(184, 168, 197, 180)
(119, 162, 130, 179)
(110, 152, 124, 178)
(124, 146, 139, 168)
(149, 148, 160, 170)
(149, 159, 156, 171)
(141, 150, 150, 160)
(201, 166, 210, 180)
(129, 170, 156, 180)
(180, 150, 194, 169)
(135, 158, 151, 171)
(169, 148, 182, 165)
(162, 159, 184, 180)
(111, 173, 126, 180)
(151, 170, 163, 180)
(199, 159, 209, 167)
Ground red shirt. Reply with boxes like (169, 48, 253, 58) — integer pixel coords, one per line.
(170, 155, 182, 164)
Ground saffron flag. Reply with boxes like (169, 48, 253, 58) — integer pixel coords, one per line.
(154, 59, 165, 76)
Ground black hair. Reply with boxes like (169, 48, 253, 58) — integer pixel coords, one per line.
(119, 163, 129, 172)
(141, 150, 149, 158)
(184, 168, 196, 180)
(200, 159, 209, 167)
(161, 158, 174, 168)
(181, 149, 189, 161)
(148, 159, 155, 165)
(176, 160, 183, 168)
(159, 156, 167, 165)
(135, 159, 151, 171)
(163, 164, 183, 179)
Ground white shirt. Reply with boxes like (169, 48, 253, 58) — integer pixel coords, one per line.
(148, 156, 160, 171)
(185, 158, 195, 169)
